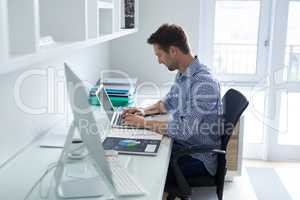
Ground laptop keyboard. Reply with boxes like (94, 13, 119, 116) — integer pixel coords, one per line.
(115, 113, 123, 126)
(113, 112, 137, 128)
(113, 110, 147, 129)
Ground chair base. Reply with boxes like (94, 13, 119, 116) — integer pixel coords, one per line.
(166, 194, 191, 200)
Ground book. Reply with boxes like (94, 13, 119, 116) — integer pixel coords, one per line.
(103, 137, 161, 155)
(109, 96, 134, 102)
(106, 92, 131, 97)
(102, 78, 137, 85)
(121, 0, 135, 29)
(104, 86, 136, 95)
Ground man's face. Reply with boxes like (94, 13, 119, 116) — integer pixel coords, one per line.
(153, 44, 177, 71)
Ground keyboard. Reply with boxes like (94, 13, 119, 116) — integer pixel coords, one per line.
(112, 112, 138, 129)
(109, 161, 145, 197)
(114, 113, 123, 126)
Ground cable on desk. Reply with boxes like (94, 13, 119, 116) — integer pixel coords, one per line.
(23, 144, 89, 200)
(23, 162, 58, 200)
(38, 162, 57, 200)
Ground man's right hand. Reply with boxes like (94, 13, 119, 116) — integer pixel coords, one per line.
(122, 107, 144, 117)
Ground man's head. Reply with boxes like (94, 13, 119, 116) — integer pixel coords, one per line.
(147, 24, 191, 71)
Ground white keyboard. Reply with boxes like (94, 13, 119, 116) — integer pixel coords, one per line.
(109, 162, 145, 197)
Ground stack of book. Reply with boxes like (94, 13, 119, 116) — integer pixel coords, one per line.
(88, 86, 100, 106)
(102, 78, 137, 107)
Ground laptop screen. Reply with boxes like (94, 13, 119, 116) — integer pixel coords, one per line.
(97, 86, 115, 121)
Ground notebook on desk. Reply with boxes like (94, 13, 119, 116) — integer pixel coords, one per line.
(102, 126, 163, 156)
(103, 137, 161, 156)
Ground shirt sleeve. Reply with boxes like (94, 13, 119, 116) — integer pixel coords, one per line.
(161, 84, 178, 112)
(161, 92, 174, 112)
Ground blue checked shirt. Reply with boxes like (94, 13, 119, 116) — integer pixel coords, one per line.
(162, 56, 222, 175)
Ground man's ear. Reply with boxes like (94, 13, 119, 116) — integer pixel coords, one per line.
(169, 46, 177, 56)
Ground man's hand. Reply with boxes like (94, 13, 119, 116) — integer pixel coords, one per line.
(122, 114, 145, 128)
(122, 107, 144, 117)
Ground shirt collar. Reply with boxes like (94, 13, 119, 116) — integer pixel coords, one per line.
(178, 56, 201, 80)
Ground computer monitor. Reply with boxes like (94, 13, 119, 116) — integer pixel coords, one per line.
(54, 63, 115, 198)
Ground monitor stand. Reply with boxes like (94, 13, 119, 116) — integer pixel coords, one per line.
(57, 177, 106, 198)
(54, 120, 113, 199)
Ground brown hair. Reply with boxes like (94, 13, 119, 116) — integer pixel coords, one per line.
(147, 24, 190, 54)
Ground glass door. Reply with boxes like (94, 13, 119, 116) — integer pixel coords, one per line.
(267, 0, 300, 160)
(199, 0, 271, 159)
(200, 0, 300, 161)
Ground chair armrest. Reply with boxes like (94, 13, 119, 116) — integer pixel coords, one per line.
(172, 146, 226, 162)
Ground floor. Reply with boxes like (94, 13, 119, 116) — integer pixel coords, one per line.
(164, 159, 300, 200)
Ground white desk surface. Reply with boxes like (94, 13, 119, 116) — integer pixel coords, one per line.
(0, 103, 173, 200)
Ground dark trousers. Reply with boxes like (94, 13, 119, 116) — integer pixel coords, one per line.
(164, 142, 211, 191)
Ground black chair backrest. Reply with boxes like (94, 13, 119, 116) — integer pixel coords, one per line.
(221, 89, 249, 149)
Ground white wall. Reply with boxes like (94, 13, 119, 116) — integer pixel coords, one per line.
(0, 42, 110, 167)
(110, 0, 201, 85)
(0, 0, 202, 168)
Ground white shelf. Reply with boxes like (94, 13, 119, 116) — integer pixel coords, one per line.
(98, 1, 114, 9)
(0, 0, 138, 74)
(0, 29, 138, 74)
(0, 0, 9, 62)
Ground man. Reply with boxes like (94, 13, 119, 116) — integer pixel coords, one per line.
(122, 24, 221, 199)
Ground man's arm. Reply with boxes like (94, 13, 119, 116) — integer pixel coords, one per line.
(122, 100, 167, 116)
(122, 113, 168, 135)
(143, 100, 167, 116)
(144, 120, 167, 135)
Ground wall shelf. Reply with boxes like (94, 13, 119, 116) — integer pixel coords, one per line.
(0, 29, 138, 74)
(0, 0, 138, 74)
(98, 1, 114, 9)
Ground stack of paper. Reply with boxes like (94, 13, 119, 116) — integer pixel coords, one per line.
(102, 78, 137, 107)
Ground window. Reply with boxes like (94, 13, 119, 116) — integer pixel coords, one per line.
(213, 1, 261, 75)
(284, 2, 300, 81)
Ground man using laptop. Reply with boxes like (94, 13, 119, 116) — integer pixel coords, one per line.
(122, 24, 222, 199)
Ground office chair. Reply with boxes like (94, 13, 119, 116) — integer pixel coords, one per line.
(165, 88, 249, 200)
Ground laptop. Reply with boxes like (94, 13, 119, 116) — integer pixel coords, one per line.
(96, 86, 139, 129)
(96, 84, 163, 156)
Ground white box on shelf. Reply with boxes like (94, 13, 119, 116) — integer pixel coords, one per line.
(39, 36, 55, 47)
(98, 7, 114, 36)
(7, 0, 39, 57)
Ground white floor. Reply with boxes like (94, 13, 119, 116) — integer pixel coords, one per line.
(190, 160, 300, 200)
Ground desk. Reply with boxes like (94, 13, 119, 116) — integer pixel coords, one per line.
(0, 103, 172, 200)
